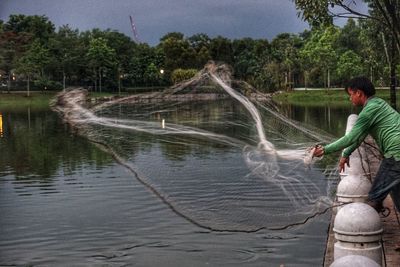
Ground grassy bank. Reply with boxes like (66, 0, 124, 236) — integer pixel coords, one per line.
(0, 91, 123, 109)
(1, 89, 398, 109)
(0, 92, 57, 109)
(272, 89, 395, 106)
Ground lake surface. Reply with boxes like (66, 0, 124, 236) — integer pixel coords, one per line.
(0, 99, 354, 266)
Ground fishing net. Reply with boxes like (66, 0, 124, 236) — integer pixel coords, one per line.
(51, 61, 339, 232)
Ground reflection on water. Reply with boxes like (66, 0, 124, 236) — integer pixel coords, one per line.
(0, 102, 354, 266)
(0, 108, 112, 180)
(276, 102, 357, 138)
(0, 113, 3, 137)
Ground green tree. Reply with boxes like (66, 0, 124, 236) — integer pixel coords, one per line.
(293, 0, 400, 108)
(160, 32, 184, 42)
(15, 55, 35, 97)
(300, 26, 339, 88)
(209, 36, 233, 65)
(86, 37, 117, 92)
(29, 40, 51, 77)
(263, 62, 284, 91)
(270, 33, 303, 90)
(171, 68, 198, 84)
(159, 32, 197, 81)
(3, 14, 55, 42)
(128, 43, 164, 87)
(232, 38, 259, 82)
(15, 40, 51, 95)
(0, 31, 32, 92)
(102, 30, 137, 88)
(358, 20, 385, 84)
(337, 19, 362, 53)
(249, 39, 272, 91)
(336, 50, 364, 81)
(188, 33, 212, 68)
(49, 25, 83, 90)
(143, 63, 159, 86)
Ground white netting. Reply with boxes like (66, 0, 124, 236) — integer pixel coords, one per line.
(51, 61, 339, 231)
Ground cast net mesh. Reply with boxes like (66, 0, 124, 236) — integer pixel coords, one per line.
(52, 61, 340, 232)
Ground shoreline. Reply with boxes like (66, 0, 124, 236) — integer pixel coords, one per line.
(0, 89, 397, 109)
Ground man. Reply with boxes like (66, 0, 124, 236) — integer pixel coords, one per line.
(313, 76, 400, 212)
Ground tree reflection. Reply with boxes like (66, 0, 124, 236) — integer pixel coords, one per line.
(0, 108, 113, 183)
(0, 113, 3, 137)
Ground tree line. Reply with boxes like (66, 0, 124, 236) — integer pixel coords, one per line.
(0, 13, 398, 95)
(294, 0, 399, 109)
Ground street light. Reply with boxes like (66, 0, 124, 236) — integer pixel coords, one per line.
(159, 69, 164, 86)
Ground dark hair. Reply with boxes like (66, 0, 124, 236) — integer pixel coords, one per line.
(345, 76, 376, 97)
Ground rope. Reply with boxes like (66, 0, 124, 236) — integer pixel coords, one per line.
(381, 238, 387, 267)
(87, 135, 339, 233)
(394, 206, 400, 227)
(269, 203, 346, 230)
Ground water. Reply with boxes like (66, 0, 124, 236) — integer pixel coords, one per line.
(0, 102, 351, 266)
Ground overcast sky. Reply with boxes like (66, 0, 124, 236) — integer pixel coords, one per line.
(0, 0, 366, 46)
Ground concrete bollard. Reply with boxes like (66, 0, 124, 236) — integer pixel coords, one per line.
(330, 254, 381, 267)
(345, 114, 359, 134)
(333, 202, 383, 264)
(336, 174, 371, 207)
(339, 158, 369, 179)
(339, 114, 371, 179)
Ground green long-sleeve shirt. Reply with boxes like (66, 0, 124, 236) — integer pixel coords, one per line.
(324, 97, 400, 160)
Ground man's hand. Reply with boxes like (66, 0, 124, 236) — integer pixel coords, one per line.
(313, 145, 324, 157)
(339, 157, 350, 173)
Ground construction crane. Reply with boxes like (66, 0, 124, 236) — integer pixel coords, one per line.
(129, 15, 140, 43)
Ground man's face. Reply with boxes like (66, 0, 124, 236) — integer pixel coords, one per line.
(347, 88, 364, 106)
